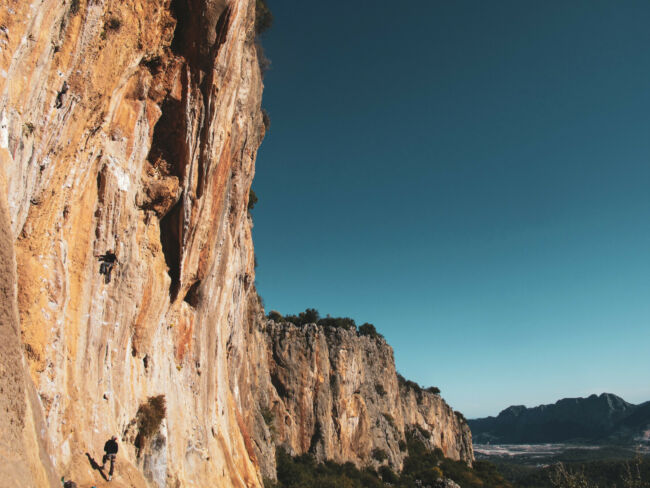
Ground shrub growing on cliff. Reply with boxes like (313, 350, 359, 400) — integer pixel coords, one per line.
(135, 395, 166, 449)
(397, 373, 423, 394)
(106, 16, 122, 31)
(379, 465, 399, 483)
(358, 322, 383, 340)
(255, 0, 273, 35)
(402, 432, 512, 488)
(270, 448, 386, 488)
(283, 308, 320, 326)
(372, 448, 389, 462)
(426, 386, 441, 395)
(248, 189, 258, 210)
(413, 424, 432, 439)
(318, 316, 356, 330)
(268, 310, 283, 322)
(278, 309, 384, 335)
(268, 440, 511, 488)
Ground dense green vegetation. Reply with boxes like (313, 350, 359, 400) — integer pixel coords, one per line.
(358, 322, 383, 339)
(255, 0, 273, 35)
(268, 308, 385, 340)
(492, 455, 650, 488)
(264, 433, 512, 488)
(396, 373, 441, 397)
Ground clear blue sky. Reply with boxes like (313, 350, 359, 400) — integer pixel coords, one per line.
(251, 1, 650, 418)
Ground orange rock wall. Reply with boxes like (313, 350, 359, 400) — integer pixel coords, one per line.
(263, 321, 473, 471)
(0, 1, 473, 486)
(0, 0, 269, 486)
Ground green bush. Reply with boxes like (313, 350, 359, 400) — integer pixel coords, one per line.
(275, 310, 386, 337)
(318, 316, 356, 330)
(401, 433, 512, 488)
(106, 16, 121, 31)
(269, 438, 512, 488)
(414, 424, 432, 439)
(268, 310, 283, 322)
(426, 386, 441, 394)
(272, 448, 386, 488)
(372, 448, 388, 462)
(358, 323, 383, 340)
(284, 308, 320, 326)
(255, 0, 273, 35)
(248, 189, 258, 210)
(135, 395, 166, 449)
(397, 373, 422, 393)
(378, 465, 398, 483)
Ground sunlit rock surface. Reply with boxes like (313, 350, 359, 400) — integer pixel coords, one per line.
(264, 321, 473, 470)
(0, 0, 472, 486)
(1, 0, 269, 485)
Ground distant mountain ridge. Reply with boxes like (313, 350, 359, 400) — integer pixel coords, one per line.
(469, 393, 650, 444)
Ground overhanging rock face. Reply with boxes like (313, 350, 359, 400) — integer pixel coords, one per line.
(1, 0, 269, 485)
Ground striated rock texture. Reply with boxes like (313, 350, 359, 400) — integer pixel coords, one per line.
(263, 321, 473, 471)
(1, 0, 272, 486)
(0, 167, 59, 488)
(0, 0, 472, 486)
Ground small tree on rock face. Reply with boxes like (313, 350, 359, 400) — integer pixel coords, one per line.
(268, 310, 283, 322)
(248, 189, 258, 210)
(302, 308, 320, 324)
(255, 0, 273, 35)
(371, 448, 388, 463)
(135, 395, 166, 451)
(359, 323, 383, 339)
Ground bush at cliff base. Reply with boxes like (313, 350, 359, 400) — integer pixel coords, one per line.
(264, 437, 512, 488)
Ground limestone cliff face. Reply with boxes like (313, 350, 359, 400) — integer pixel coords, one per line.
(1, 0, 270, 486)
(0, 0, 472, 486)
(263, 321, 473, 471)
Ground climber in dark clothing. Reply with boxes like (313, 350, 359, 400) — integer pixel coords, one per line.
(98, 251, 117, 284)
(102, 435, 119, 481)
(54, 81, 69, 109)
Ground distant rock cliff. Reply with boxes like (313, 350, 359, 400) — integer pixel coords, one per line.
(469, 393, 650, 444)
(0, 0, 472, 486)
(262, 321, 473, 470)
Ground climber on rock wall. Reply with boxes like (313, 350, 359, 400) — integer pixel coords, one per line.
(97, 251, 118, 284)
(102, 435, 119, 481)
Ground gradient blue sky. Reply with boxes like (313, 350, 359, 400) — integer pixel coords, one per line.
(251, 1, 650, 418)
